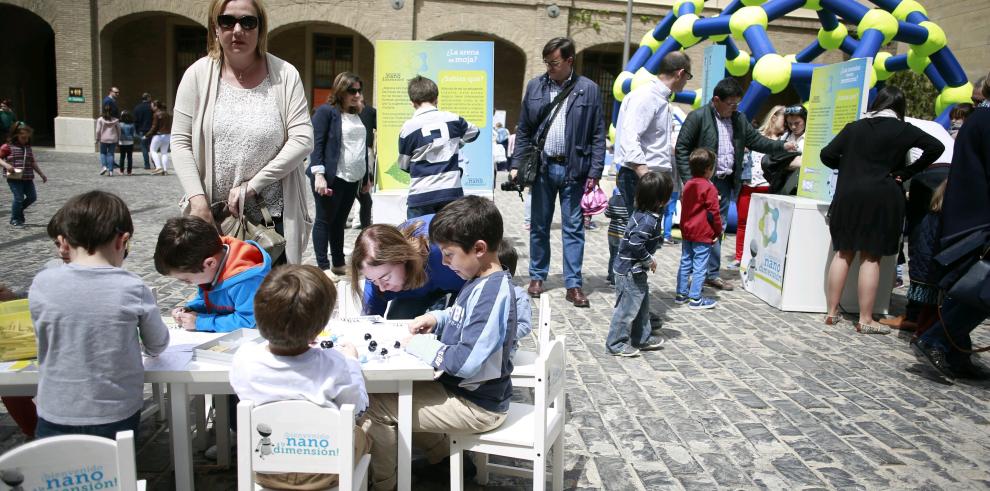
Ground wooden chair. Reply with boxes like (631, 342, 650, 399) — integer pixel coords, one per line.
(450, 338, 566, 491)
(0, 430, 143, 491)
(237, 400, 369, 491)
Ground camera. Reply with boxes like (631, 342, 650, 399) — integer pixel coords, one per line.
(500, 177, 521, 192)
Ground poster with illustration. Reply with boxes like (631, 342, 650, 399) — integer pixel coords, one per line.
(740, 196, 795, 307)
(374, 40, 494, 192)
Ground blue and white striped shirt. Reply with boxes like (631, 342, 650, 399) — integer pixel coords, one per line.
(398, 105, 480, 208)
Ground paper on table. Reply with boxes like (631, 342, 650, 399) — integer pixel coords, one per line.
(144, 350, 194, 371)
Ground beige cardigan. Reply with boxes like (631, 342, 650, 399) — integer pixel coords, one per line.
(172, 54, 314, 264)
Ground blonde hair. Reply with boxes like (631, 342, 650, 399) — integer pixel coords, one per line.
(206, 0, 269, 61)
(931, 181, 947, 213)
(349, 223, 429, 301)
(758, 105, 786, 138)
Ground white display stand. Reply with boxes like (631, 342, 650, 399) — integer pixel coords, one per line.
(740, 194, 895, 313)
(370, 189, 496, 225)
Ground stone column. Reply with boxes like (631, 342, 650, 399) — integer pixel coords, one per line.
(54, 0, 99, 152)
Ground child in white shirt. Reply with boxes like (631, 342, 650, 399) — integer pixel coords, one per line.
(230, 265, 368, 489)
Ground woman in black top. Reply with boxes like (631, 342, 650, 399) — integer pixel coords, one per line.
(820, 86, 944, 334)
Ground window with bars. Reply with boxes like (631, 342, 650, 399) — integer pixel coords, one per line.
(174, 26, 207, 91)
(313, 34, 354, 89)
(581, 50, 622, 124)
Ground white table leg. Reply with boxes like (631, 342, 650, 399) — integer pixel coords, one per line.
(169, 383, 195, 491)
(215, 395, 231, 467)
(397, 381, 412, 491)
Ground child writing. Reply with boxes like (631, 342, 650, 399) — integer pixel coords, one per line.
(230, 265, 369, 489)
(398, 76, 480, 219)
(96, 104, 120, 176)
(1, 122, 47, 227)
(361, 196, 516, 490)
(676, 148, 722, 310)
(497, 239, 533, 355)
(29, 190, 169, 438)
(118, 110, 136, 175)
(605, 172, 673, 357)
(154, 216, 271, 332)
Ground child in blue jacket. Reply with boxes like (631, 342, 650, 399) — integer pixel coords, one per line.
(154, 216, 271, 332)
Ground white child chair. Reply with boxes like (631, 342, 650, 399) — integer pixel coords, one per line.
(236, 400, 370, 491)
(0, 430, 143, 491)
(511, 294, 553, 388)
(450, 337, 567, 491)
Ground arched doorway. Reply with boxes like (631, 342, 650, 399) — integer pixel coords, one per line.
(269, 23, 375, 110)
(578, 43, 623, 126)
(0, 4, 56, 145)
(100, 12, 206, 116)
(430, 32, 525, 131)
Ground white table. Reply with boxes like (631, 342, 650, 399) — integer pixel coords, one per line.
(0, 326, 434, 491)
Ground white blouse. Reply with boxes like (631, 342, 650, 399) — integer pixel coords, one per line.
(338, 113, 367, 183)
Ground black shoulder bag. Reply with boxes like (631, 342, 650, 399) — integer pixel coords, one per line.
(516, 81, 576, 191)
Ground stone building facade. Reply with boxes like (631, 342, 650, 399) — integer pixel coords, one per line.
(0, 0, 985, 150)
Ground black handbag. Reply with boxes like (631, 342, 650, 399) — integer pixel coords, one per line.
(946, 243, 990, 311)
(516, 81, 576, 189)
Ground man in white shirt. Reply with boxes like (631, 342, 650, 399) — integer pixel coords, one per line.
(614, 51, 692, 212)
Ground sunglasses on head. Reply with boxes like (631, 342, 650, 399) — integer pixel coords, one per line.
(784, 105, 804, 115)
(217, 14, 259, 30)
(345, 87, 363, 95)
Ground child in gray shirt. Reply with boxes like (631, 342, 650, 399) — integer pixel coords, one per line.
(29, 191, 169, 439)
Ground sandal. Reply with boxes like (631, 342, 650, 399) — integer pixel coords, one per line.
(824, 314, 843, 326)
(855, 321, 891, 335)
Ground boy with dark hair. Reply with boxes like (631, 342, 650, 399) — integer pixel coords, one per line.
(498, 239, 533, 355)
(154, 216, 271, 332)
(676, 148, 722, 309)
(605, 172, 673, 357)
(361, 195, 516, 490)
(29, 190, 169, 438)
(230, 265, 369, 490)
(398, 76, 480, 219)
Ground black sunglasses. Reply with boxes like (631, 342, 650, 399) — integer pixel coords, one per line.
(345, 87, 363, 95)
(217, 15, 259, 30)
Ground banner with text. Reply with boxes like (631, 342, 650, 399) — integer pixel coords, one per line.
(797, 58, 870, 202)
(702, 44, 727, 104)
(374, 40, 494, 192)
(740, 195, 795, 307)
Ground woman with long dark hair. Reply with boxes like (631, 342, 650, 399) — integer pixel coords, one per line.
(821, 86, 944, 334)
(309, 72, 374, 274)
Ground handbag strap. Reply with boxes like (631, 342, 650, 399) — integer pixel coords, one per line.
(534, 80, 576, 151)
(239, 183, 276, 228)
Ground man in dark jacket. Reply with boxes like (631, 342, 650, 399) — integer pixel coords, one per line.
(675, 78, 797, 290)
(133, 93, 153, 170)
(511, 37, 606, 308)
(102, 87, 120, 118)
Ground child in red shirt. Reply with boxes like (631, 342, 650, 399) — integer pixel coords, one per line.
(676, 148, 722, 309)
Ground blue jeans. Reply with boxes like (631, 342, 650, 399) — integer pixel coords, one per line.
(7, 179, 37, 224)
(407, 201, 450, 220)
(530, 162, 585, 288)
(708, 177, 733, 279)
(664, 192, 679, 240)
(99, 142, 117, 173)
(918, 296, 990, 367)
(140, 135, 151, 168)
(677, 240, 711, 299)
(606, 271, 652, 352)
(36, 410, 140, 440)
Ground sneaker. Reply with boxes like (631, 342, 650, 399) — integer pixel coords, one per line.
(688, 297, 718, 309)
(10, 221, 25, 228)
(638, 336, 665, 351)
(726, 260, 741, 271)
(607, 345, 641, 357)
(663, 237, 677, 245)
(911, 339, 953, 380)
(673, 294, 690, 304)
(99, 168, 107, 175)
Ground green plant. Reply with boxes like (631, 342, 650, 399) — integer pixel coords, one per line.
(570, 9, 604, 34)
(888, 70, 937, 118)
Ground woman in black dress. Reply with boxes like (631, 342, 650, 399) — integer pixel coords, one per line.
(820, 86, 944, 334)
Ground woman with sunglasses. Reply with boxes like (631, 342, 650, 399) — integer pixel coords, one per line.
(172, 0, 314, 265)
(309, 72, 374, 275)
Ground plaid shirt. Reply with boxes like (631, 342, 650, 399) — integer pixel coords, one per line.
(713, 106, 735, 178)
(543, 72, 573, 158)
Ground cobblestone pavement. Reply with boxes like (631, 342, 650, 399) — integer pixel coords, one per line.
(1, 150, 989, 490)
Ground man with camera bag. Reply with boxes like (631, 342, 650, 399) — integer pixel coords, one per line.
(511, 37, 606, 308)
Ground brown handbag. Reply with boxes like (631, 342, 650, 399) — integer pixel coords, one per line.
(220, 184, 286, 260)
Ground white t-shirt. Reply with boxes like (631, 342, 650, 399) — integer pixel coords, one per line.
(337, 113, 367, 183)
(230, 342, 369, 417)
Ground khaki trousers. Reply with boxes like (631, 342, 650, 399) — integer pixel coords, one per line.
(360, 381, 506, 491)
